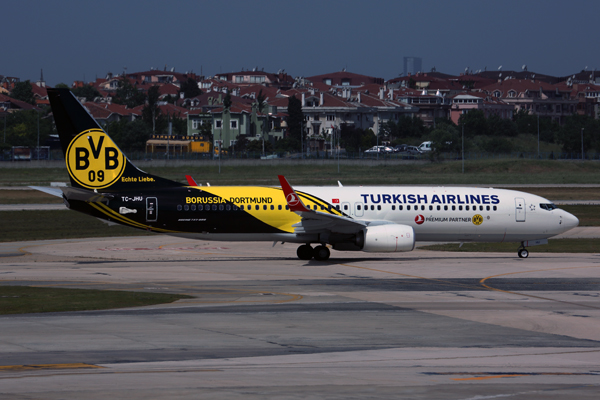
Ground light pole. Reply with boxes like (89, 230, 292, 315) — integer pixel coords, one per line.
(462, 123, 464, 174)
(581, 127, 584, 160)
(37, 110, 39, 161)
(537, 113, 540, 158)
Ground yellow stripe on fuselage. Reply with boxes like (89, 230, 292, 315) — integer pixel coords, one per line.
(190, 186, 342, 233)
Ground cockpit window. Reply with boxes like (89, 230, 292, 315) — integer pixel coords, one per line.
(539, 203, 557, 211)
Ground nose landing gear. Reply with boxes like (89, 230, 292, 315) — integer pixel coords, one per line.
(296, 244, 331, 261)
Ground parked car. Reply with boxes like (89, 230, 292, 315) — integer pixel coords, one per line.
(364, 146, 393, 154)
(418, 141, 432, 152)
(393, 144, 409, 153)
(405, 146, 422, 155)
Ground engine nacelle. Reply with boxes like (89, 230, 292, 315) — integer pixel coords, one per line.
(360, 224, 415, 253)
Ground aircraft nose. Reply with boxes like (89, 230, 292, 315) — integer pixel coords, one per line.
(562, 210, 579, 230)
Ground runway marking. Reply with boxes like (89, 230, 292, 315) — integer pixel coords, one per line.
(0, 363, 103, 371)
(480, 265, 600, 310)
(452, 374, 525, 381)
(331, 261, 600, 309)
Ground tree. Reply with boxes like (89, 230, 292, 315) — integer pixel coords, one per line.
(3, 109, 53, 147)
(223, 91, 232, 110)
(112, 78, 146, 108)
(10, 81, 35, 105)
(339, 124, 375, 153)
(104, 119, 151, 152)
(488, 114, 518, 137)
(286, 95, 303, 150)
(72, 84, 101, 102)
(556, 114, 599, 154)
(428, 121, 460, 160)
(458, 110, 488, 137)
(142, 86, 161, 133)
(179, 77, 201, 99)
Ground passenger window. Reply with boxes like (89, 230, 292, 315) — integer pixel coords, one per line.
(233, 205, 238, 210)
(278, 205, 282, 210)
(493, 206, 497, 211)
(452, 205, 455, 211)
(392, 205, 396, 210)
(191, 205, 196, 211)
(285, 205, 289, 210)
(399, 205, 403, 210)
(240, 205, 244, 210)
(212, 205, 217, 211)
(320, 205, 325, 210)
(226, 205, 231, 211)
(177, 205, 182, 211)
(480, 206, 484, 211)
(437, 205, 440, 211)
(198, 205, 204, 211)
(466, 205, 469, 211)
(357, 205, 362, 210)
(407, 205, 411, 210)
(429, 205, 433, 211)
(486, 205, 490, 211)
(314, 205, 318, 210)
(444, 205, 448, 211)
(377, 205, 381, 211)
(184, 205, 189, 211)
(219, 205, 224, 211)
(270, 205, 274, 210)
(421, 205, 425, 211)
(263, 205, 267, 210)
(255, 205, 260, 210)
(370, 205, 374, 211)
(344, 205, 348, 211)
(336, 205, 340, 211)
(459, 205, 462, 211)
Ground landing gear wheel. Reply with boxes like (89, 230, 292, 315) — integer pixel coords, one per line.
(313, 245, 331, 261)
(518, 248, 529, 258)
(297, 244, 314, 260)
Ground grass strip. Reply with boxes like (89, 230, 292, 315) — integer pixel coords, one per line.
(420, 239, 600, 253)
(0, 286, 192, 315)
(2, 160, 600, 186)
(0, 210, 153, 242)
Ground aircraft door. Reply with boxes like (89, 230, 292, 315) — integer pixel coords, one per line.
(515, 197, 525, 222)
(354, 202, 364, 217)
(146, 197, 158, 222)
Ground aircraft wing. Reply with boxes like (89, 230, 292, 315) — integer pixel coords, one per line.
(29, 186, 63, 198)
(278, 175, 367, 235)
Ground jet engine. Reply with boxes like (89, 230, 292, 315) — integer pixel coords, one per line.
(357, 224, 415, 253)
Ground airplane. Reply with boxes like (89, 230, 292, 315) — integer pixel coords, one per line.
(33, 88, 579, 261)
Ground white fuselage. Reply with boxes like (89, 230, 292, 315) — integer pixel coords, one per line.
(174, 186, 579, 245)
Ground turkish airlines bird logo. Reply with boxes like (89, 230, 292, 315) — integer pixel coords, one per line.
(286, 193, 300, 206)
(415, 214, 425, 225)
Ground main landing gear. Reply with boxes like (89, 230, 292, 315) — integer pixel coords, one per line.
(297, 244, 330, 261)
(517, 242, 529, 258)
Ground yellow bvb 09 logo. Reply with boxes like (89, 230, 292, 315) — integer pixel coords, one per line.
(472, 214, 483, 225)
(66, 129, 125, 189)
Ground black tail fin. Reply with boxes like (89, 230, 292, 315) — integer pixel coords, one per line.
(48, 88, 183, 191)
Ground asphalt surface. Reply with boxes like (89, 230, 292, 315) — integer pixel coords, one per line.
(0, 236, 599, 399)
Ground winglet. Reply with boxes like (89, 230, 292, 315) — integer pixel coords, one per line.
(185, 175, 198, 186)
(278, 175, 311, 212)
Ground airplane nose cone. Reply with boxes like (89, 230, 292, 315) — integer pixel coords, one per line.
(563, 211, 579, 230)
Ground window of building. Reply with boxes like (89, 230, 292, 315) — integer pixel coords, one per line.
(326, 114, 335, 121)
(215, 120, 222, 129)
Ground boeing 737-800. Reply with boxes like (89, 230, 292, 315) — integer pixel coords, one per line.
(34, 88, 579, 261)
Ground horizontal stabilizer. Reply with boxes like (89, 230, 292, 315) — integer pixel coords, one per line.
(29, 186, 63, 198)
(60, 187, 113, 202)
